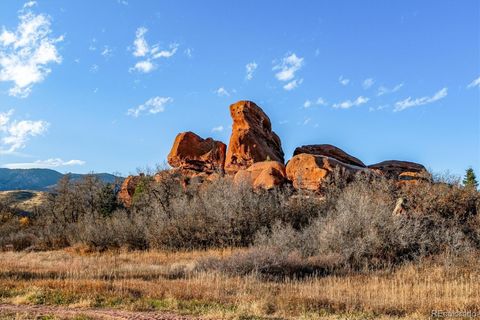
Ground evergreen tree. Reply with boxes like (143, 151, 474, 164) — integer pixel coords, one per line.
(463, 167, 478, 189)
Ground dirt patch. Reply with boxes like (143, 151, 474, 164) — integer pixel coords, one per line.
(0, 304, 204, 320)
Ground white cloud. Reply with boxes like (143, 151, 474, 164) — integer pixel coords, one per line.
(130, 27, 178, 73)
(332, 96, 369, 109)
(304, 97, 328, 108)
(245, 61, 257, 80)
(127, 96, 173, 117)
(0, 6, 63, 97)
(273, 53, 304, 90)
(362, 78, 374, 89)
(303, 118, 311, 125)
(215, 87, 230, 97)
(283, 78, 303, 91)
(133, 27, 149, 57)
(2, 158, 85, 169)
(394, 87, 447, 112)
(377, 83, 404, 96)
(23, 1, 37, 9)
(316, 97, 327, 106)
(130, 60, 154, 73)
(117, 0, 128, 5)
(211, 125, 224, 132)
(151, 43, 178, 59)
(338, 75, 350, 86)
(467, 76, 480, 89)
(101, 46, 113, 58)
(0, 109, 49, 154)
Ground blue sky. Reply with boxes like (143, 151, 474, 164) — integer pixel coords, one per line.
(0, 0, 478, 177)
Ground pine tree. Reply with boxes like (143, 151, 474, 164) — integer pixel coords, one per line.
(463, 167, 478, 189)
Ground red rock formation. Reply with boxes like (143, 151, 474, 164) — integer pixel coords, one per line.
(368, 160, 431, 183)
(293, 144, 365, 167)
(118, 175, 142, 207)
(286, 154, 367, 191)
(225, 101, 284, 174)
(233, 161, 286, 190)
(167, 132, 226, 174)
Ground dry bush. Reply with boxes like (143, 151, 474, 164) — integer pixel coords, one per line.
(252, 175, 480, 274)
(1, 168, 479, 278)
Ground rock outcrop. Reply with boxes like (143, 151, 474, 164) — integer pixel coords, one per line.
(167, 132, 226, 174)
(225, 101, 284, 174)
(368, 160, 431, 183)
(233, 161, 286, 190)
(286, 154, 367, 191)
(293, 144, 366, 167)
(118, 175, 142, 207)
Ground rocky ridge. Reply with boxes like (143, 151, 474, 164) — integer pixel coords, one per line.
(119, 100, 430, 206)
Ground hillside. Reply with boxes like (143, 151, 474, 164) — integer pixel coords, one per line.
(0, 190, 48, 213)
(0, 168, 121, 191)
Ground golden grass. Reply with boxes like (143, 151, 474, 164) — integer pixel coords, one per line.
(0, 190, 48, 212)
(0, 249, 478, 319)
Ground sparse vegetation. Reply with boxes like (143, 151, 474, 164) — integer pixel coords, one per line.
(0, 170, 479, 318)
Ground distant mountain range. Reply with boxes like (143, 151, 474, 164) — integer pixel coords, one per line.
(0, 168, 122, 191)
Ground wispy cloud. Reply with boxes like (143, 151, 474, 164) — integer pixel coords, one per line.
(211, 125, 224, 132)
(215, 87, 230, 97)
(316, 97, 328, 106)
(302, 117, 311, 125)
(133, 27, 148, 57)
(273, 53, 304, 91)
(369, 105, 389, 112)
(245, 61, 257, 80)
(101, 45, 113, 58)
(338, 75, 350, 86)
(283, 78, 303, 91)
(23, 1, 37, 9)
(130, 27, 178, 73)
(467, 76, 480, 89)
(377, 83, 403, 96)
(394, 87, 447, 112)
(89, 64, 99, 73)
(0, 109, 49, 154)
(127, 96, 173, 117)
(362, 78, 374, 89)
(303, 97, 328, 108)
(184, 48, 193, 58)
(2, 158, 85, 169)
(0, 3, 63, 97)
(332, 96, 369, 109)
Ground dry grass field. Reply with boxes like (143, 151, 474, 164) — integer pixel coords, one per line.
(0, 248, 478, 319)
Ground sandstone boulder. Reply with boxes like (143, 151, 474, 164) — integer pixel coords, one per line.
(118, 175, 142, 207)
(286, 154, 367, 191)
(233, 161, 286, 190)
(368, 160, 430, 183)
(293, 144, 366, 167)
(225, 101, 284, 174)
(167, 132, 226, 174)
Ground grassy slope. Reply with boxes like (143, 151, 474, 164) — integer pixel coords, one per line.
(0, 249, 478, 320)
(0, 190, 48, 213)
